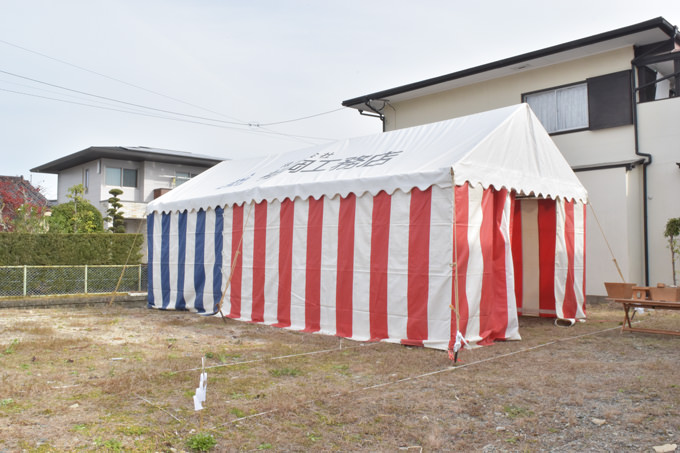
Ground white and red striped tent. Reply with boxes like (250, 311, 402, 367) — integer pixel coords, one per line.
(146, 104, 587, 350)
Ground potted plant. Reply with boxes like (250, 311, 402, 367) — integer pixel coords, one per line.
(649, 217, 680, 301)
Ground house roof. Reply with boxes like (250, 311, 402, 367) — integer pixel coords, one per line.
(342, 17, 679, 111)
(147, 104, 587, 215)
(0, 176, 47, 207)
(31, 146, 225, 174)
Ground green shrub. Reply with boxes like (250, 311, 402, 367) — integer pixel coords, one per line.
(186, 432, 217, 451)
(0, 233, 143, 265)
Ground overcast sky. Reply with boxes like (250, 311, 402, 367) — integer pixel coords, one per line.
(1, 1, 678, 199)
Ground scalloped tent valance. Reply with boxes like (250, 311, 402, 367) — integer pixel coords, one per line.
(146, 104, 587, 215)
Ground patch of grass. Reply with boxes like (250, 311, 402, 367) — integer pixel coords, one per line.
(269, 367, 302, 377)
(3, 339, 19, 355)
(93, 437, 123, 452)
(257, 442, 273, 450)
(1, 398, 14, 407)
(306, 431, 321, 442)
(230, 407, 246, 418)
(503, 405, 534, 419)
(186, 432, 217, 451)
(117, 425, 149, 436)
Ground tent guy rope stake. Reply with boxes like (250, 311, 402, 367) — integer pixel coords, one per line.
(193, 357, 208, 431)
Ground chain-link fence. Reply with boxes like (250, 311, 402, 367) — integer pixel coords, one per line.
(0, 265, 148, 298)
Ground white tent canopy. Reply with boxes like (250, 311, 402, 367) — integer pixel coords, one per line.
(147, 104, 587, 215)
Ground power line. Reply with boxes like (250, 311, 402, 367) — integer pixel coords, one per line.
(0, 38, 348, 127)
(0, 87, 335, 144)
(0, 37, 246, 123)
(0, 68, 249, 126)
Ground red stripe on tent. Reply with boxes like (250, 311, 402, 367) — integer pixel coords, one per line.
(275, 199, 294, 328)
(228, 204, 244, 319)
(336, 194, 356, 338)
(369, 191, 391, 341)
(407, 187, 432, 345)
(538, 199, 556, 318)
(491, 189, 510, 338)
(511, 198, 523, 313)
(478, 189, 509, 344)
(304, 197, 324, 332)
(562, 200, 577, 318)
(450, 185, 470, 349)
(251, 201, 268, 323)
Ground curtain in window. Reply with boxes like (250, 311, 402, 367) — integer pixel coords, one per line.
(525, 91, 557, 132)
(556, 84, 588, 131)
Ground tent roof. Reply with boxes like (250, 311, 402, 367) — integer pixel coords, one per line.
(147, 104, 587, 214)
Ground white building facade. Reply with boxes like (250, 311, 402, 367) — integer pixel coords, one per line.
(32, 146, 223, 261)
(343, 18, 680, 296)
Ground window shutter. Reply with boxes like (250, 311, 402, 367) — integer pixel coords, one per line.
(587, 70, 633, 130)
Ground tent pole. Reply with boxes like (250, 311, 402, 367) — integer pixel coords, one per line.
(216, 203, 254, 321)
(450, 169, 463, 362)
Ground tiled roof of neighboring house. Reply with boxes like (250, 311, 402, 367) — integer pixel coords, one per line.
(0, 176, 47, 208)
(31, 146, 225, 174)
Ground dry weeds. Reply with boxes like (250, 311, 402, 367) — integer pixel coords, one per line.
(0, 301, 678, 452)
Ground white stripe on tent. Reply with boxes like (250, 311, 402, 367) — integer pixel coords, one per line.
(263, 200, 281, 325)
(203, 209, 216, 313)
(501, 193, 520, 340)
(386, 189, 410, 344)
(220, 205, 233, 316)
(320, 196, 339, 336)
(290, 199, 309, 330)
(554, 199, 568, 319)
(424, 186, 453, 349)
(464, 185, 484, 345)
(184, 210, 197, 311)
(351, 193, 373, 342)
(240, 204, 256, 321)
(168, 212, 179, 309)
(151, 213, 163, 308)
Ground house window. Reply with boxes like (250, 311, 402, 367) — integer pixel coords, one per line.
(175, 171, 198, 186)
(84, 169, 89, 192)
(524, 83, 589, 133)
(106, 167, 138, 187)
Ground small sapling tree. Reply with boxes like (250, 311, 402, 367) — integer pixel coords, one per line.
(664, 217, 680, 286)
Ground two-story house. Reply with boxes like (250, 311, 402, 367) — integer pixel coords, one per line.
(32, 146, 223, 259)
(342, 17, 680, 296)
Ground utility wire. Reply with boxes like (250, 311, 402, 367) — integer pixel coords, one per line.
(0, 37, 246, 123)
(0, 38, 348, 127)
(0, 87, 334, 143)
(0, 68, 249, 126)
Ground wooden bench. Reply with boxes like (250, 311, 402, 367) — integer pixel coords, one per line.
(611, 292, 680, 336)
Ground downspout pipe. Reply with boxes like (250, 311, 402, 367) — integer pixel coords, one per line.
(631, 62, 652, 286)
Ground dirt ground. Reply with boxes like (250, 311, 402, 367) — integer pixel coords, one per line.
(0, 300, 678, 452)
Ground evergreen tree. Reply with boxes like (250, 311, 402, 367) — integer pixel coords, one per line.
(106, 188, 126, 233)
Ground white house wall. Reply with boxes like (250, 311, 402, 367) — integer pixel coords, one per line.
(379, 46, 657, 296)
(575, 168, 643, 293)
(383, 47, 634, 131)
(638, 96, 680, 286)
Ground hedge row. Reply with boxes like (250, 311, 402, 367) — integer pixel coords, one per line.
(0, 233, 144, 265)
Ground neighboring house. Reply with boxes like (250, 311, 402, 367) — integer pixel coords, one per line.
(31, 146, 223, 260)
(0, 175, 48, 231)
(342, 17, 680, 296)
